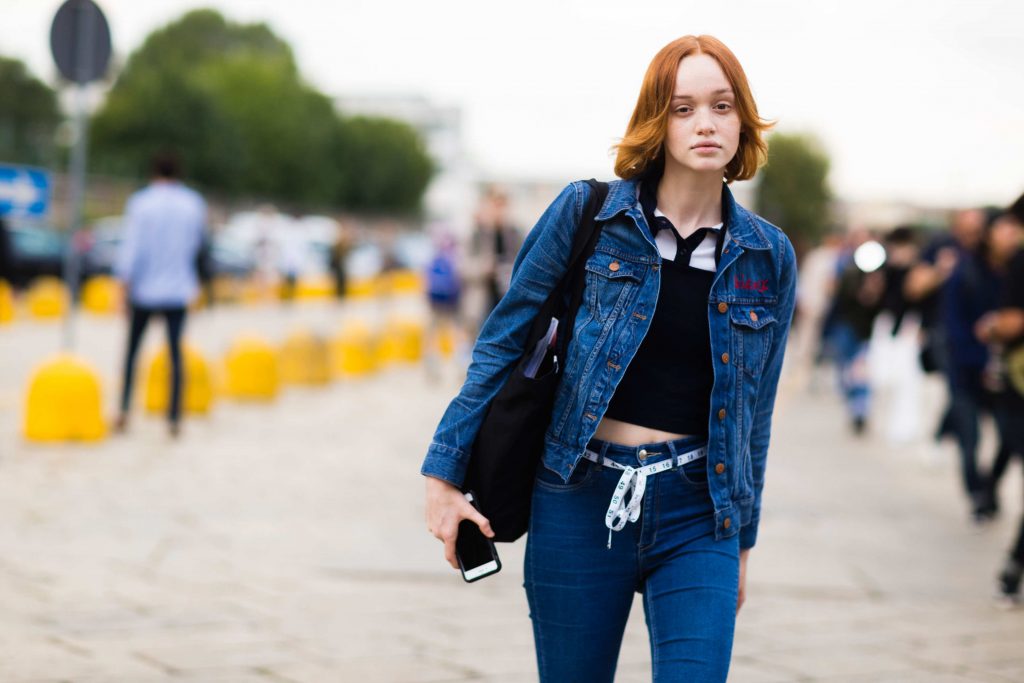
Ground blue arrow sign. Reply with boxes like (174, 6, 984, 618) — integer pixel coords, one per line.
(0, 164, 51, 218)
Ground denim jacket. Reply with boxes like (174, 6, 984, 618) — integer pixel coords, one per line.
(421, 178, 797, 549)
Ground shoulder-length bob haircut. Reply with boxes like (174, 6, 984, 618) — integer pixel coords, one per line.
(613, 35, 774, 183)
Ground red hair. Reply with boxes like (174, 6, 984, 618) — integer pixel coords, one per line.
(613, 35, 774, 182)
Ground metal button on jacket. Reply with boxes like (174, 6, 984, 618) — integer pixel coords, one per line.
(717, 302, 728, 313)
(715, 463, 726, 474)
(750, 311, 758, 322)
(609, 261, 620, 272)
(718, 408, 727, 420)
(721, 352, 729, 363)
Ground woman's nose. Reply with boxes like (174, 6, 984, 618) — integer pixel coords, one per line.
(695, 107, 716, 134)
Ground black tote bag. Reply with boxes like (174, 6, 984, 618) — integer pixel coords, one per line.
(462, 179, 609, 542)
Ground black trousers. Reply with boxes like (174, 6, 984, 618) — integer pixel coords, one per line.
(121, 305, 187, 423)
(992, 391, 1024, 563)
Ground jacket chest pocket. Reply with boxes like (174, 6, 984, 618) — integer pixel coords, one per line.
(583, 250, 644, 323)
(729, 305, 776, 377)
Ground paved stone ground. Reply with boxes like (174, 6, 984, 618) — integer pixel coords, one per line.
(1, 300, 1023, 682)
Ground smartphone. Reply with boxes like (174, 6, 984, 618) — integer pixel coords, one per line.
(456, 491, 502, 583)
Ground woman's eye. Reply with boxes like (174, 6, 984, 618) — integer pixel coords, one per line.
(715, 103, 732, 111)
(675, 107, 691, 114)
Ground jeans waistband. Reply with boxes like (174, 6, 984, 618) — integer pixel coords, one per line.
(585, 434, 708, 469)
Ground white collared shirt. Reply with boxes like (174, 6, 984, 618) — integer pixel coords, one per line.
(652, 206, 723, 272)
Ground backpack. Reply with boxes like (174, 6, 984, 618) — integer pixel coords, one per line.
(426, 251, 460, 300)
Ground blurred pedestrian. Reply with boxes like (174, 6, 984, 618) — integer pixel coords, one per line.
(974, 200, 1024, 604)
(906, 209, 985, 443)
(0, 215, 11, 285)
(277, 217, 305, 302)
(943, 209, 1012, 522)
(423, 228, 463, 382)
(792, 233, 841, 390)
(829, 234, 885, 434)
(423, 35, 797, 682)
(469, 187, 521, 327)
(870, 226, 926, 443)
(253, 204, 280, 300)
(329, 220, 354, 300)
(114, 152, 206, 438)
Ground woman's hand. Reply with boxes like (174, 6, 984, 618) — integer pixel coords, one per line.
(737, 548, 750, 614)
(424, 476, 495, 570)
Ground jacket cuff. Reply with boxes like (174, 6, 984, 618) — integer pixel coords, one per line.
(739, 518, 759, 550)
(420, 441, 468, 488)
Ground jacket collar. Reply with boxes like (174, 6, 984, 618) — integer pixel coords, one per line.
(595, 177, 772, 251)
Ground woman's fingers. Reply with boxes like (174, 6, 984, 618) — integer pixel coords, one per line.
(467, 507, 495, 539)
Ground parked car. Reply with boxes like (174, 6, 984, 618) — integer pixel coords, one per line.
(3, 219, 66, 289)
(76, 216, 256, 283)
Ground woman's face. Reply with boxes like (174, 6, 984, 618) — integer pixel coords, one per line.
(663, 53, 741, 177)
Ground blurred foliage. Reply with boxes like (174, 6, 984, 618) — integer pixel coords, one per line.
(90, 9, 432, 213)
(0, 57, 61, 167)
(754, 132, 832, 248)
(336, 116, 434, 213)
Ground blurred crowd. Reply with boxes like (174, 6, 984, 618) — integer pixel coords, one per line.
(791, 192, 1024, 604)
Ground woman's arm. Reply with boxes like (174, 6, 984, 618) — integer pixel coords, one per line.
(420, 181, 587, 487)
(741, 234, 798, 550)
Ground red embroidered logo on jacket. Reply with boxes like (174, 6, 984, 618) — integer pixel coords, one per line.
(733, 275, 769, 293)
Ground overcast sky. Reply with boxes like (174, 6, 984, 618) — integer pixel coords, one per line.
(2, 0, 1022, 207)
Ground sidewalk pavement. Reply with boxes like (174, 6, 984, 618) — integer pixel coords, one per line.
(0, 304, 1022, 681)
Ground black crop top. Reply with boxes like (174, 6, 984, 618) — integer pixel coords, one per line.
(602, 176, 725, 437)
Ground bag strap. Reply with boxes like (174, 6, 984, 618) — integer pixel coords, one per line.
(554, 179, 609, 360)
(521, 179, 609, 353)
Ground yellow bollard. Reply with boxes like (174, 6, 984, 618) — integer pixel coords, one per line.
(224, 335, 279, 400)
(80, 276, 122, 315)
(389, 269, 423, 295)
(0, 280, 14, 324)
(279, 330, 332, 385)
(24, 353, 107, 442)
(240, 278, 275, 305)
(143, 343, 215, 415)
(211, 275, 243, 304)
(438, 321, 457, 358)
(26, 277, 68, 319)
(380, 316, 424, 364)
(331, 322, 378, 377)
(295, 275, 336, 301)
(345, 277, 376, 300)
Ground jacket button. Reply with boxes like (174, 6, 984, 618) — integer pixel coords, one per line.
(717, 302, 728, 314)
(718, 408, 727, 420)
(750, 311, 758, 322)
(652, 263, 660, 272)
(609, 261, 620, 272)
(721, 352, 729, 363)
(723, 517, 732, 529)
(715, 463, 726, 474)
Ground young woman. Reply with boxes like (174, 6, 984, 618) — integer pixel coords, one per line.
(423, 35, 797, 682)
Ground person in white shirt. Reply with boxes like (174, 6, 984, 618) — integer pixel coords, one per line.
(114, 152, 206, 437)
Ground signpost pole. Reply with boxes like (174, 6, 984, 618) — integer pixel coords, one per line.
(63, 87, 89, 349)
(61, 2, 98, 350)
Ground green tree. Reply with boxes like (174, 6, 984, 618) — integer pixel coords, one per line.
(90, 8, 434, 213)
(754, 132, 832, 248)
(335, 116, 434, 213)
(196, 54, 341, 204)
(0, 57, 62, 166)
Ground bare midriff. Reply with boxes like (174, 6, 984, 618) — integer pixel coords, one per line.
(592, 415, 695, 447)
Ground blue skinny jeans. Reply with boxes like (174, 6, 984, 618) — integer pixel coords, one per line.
(524, 434, 740, 683)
